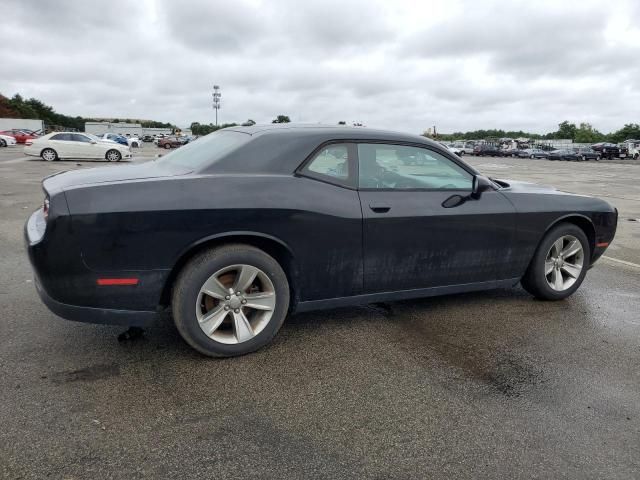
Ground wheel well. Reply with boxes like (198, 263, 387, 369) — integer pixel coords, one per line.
(548, 216, 596, 257)
(159, 235, 298, 309)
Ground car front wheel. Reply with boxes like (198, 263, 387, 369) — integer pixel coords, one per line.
(106, 149, 122, 162)
(172, 244, 290, 357)
(164, 143, 171, 149)
(0, 139, 6, 147)
(521, 223, 589, 300)
(41, 148, 58, 161)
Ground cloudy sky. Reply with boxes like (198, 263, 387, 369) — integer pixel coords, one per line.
(2, 0, 639, 134)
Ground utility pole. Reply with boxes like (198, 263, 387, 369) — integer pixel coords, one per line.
(212, 85, 221, 126)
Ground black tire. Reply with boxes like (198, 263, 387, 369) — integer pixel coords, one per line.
(172, 244, 290, 357)
(521, 223, 590, 301)
(530, 154, 534, 159)
(105, 149, 121, 162)
(41, 148, 58, 162)
(164, 143, 171, 149)
(0, 139, 6, 147)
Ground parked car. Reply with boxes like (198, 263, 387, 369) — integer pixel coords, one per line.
(0, 133, 18, 147)
(158, 137, 182, 149)
(25, 125, 617, 357)
(440, 142, 463, 156)
(548, 149, 581, 161)
(127, 135, 142, 148)
(0, 129, 38, 144)
(100, 133, 129, 146)
(473, 144, 503, 157)
(505, 149, 529, 158)
(525, 148, 549, 159)
(24, 132, 131, 162)
(619, 142, 639, 159)
(573, 148, 601, 161)
(591, 142, 620, 160)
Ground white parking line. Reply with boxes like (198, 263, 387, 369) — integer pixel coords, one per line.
(602, 256, 640, 269)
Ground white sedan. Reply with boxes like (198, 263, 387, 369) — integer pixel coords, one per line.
(440, 142, 463, 156)
(24, 132, 132, 162)
(0, 134, 17, 147)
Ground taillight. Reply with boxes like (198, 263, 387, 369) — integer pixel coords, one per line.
(43, 197, 50, 221)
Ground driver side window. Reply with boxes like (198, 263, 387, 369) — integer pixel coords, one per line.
(357, 144, 473, 190)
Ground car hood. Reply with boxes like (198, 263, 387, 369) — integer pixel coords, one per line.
(42, 162, 191, 194)
(494, 179, 564, 194)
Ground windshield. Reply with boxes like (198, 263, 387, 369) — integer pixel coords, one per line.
(153, 130, 250, 171)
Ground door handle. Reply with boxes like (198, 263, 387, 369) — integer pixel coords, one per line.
(369, 204, 390, 213)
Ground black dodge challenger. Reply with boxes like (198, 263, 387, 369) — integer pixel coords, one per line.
(25, 125, 618, 357)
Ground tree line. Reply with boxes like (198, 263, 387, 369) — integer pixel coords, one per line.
(430, 121, 640, 144)
(0, 93, 175, 131)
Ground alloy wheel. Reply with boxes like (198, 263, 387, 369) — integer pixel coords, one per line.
(195, 264, 276, 344)
(42, 149, 56, 161)
(106, 150, 121, 162)
(544, 235, 584, 291)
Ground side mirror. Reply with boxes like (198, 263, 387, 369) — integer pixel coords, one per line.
(471, 175, 493, 199)
(90, 140, 97, 144)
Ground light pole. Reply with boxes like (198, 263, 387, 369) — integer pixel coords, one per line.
(212, 85, 221, 126)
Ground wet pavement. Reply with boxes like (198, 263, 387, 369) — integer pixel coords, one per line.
(0, 147, 638, 479)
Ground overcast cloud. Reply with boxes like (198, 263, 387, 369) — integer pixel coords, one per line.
(2, 0, 639, 134)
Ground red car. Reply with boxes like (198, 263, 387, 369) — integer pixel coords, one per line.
(0, 129, 38, 144)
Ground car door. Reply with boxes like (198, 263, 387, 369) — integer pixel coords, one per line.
(357, 142, 517, 293)
(68, 133, 96, 158)
(48, 133, 76, 158)
(295, 142, 364, 300)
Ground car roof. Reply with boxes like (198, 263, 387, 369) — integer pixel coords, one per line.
(204, 124, 478, 175)
(226, 123, 435, 145)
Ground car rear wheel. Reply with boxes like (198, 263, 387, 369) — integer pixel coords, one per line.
(41, 148, 58, 162)
(164, 143, 171, 149)
(521, 223, 589, 301)
(172, 244, 290, 357)
(105, 149, 121, 162)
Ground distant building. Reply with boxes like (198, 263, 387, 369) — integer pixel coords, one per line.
(85, 121, 142, 136)
(0, 118, 44, 132)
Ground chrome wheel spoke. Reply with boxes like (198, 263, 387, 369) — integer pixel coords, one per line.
(545, 259, 555, 275)
(233, 265, 259, 293)
(232, 310, 254, 342)
(201, 276, 229, 300)
(561, 262, 581, 279)
(561, 239, 581, 259)
(552, 268, 563, 290)
(199, 305, 228, 335)
(552, 238, 564, 256)
(244, 292, 276, 311)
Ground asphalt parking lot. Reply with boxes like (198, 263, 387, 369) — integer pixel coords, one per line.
(0, 146, 638, 479)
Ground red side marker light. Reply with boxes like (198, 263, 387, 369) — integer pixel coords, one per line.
(97, 278, 139, 286)
(596, 242, 609, 248)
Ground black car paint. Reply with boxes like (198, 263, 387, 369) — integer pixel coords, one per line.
(26, 126, 618, 326)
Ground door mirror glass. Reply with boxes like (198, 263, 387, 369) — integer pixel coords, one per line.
(471, 175, 493, 199)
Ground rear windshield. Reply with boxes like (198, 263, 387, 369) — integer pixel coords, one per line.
(153, 130, 250, 171)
